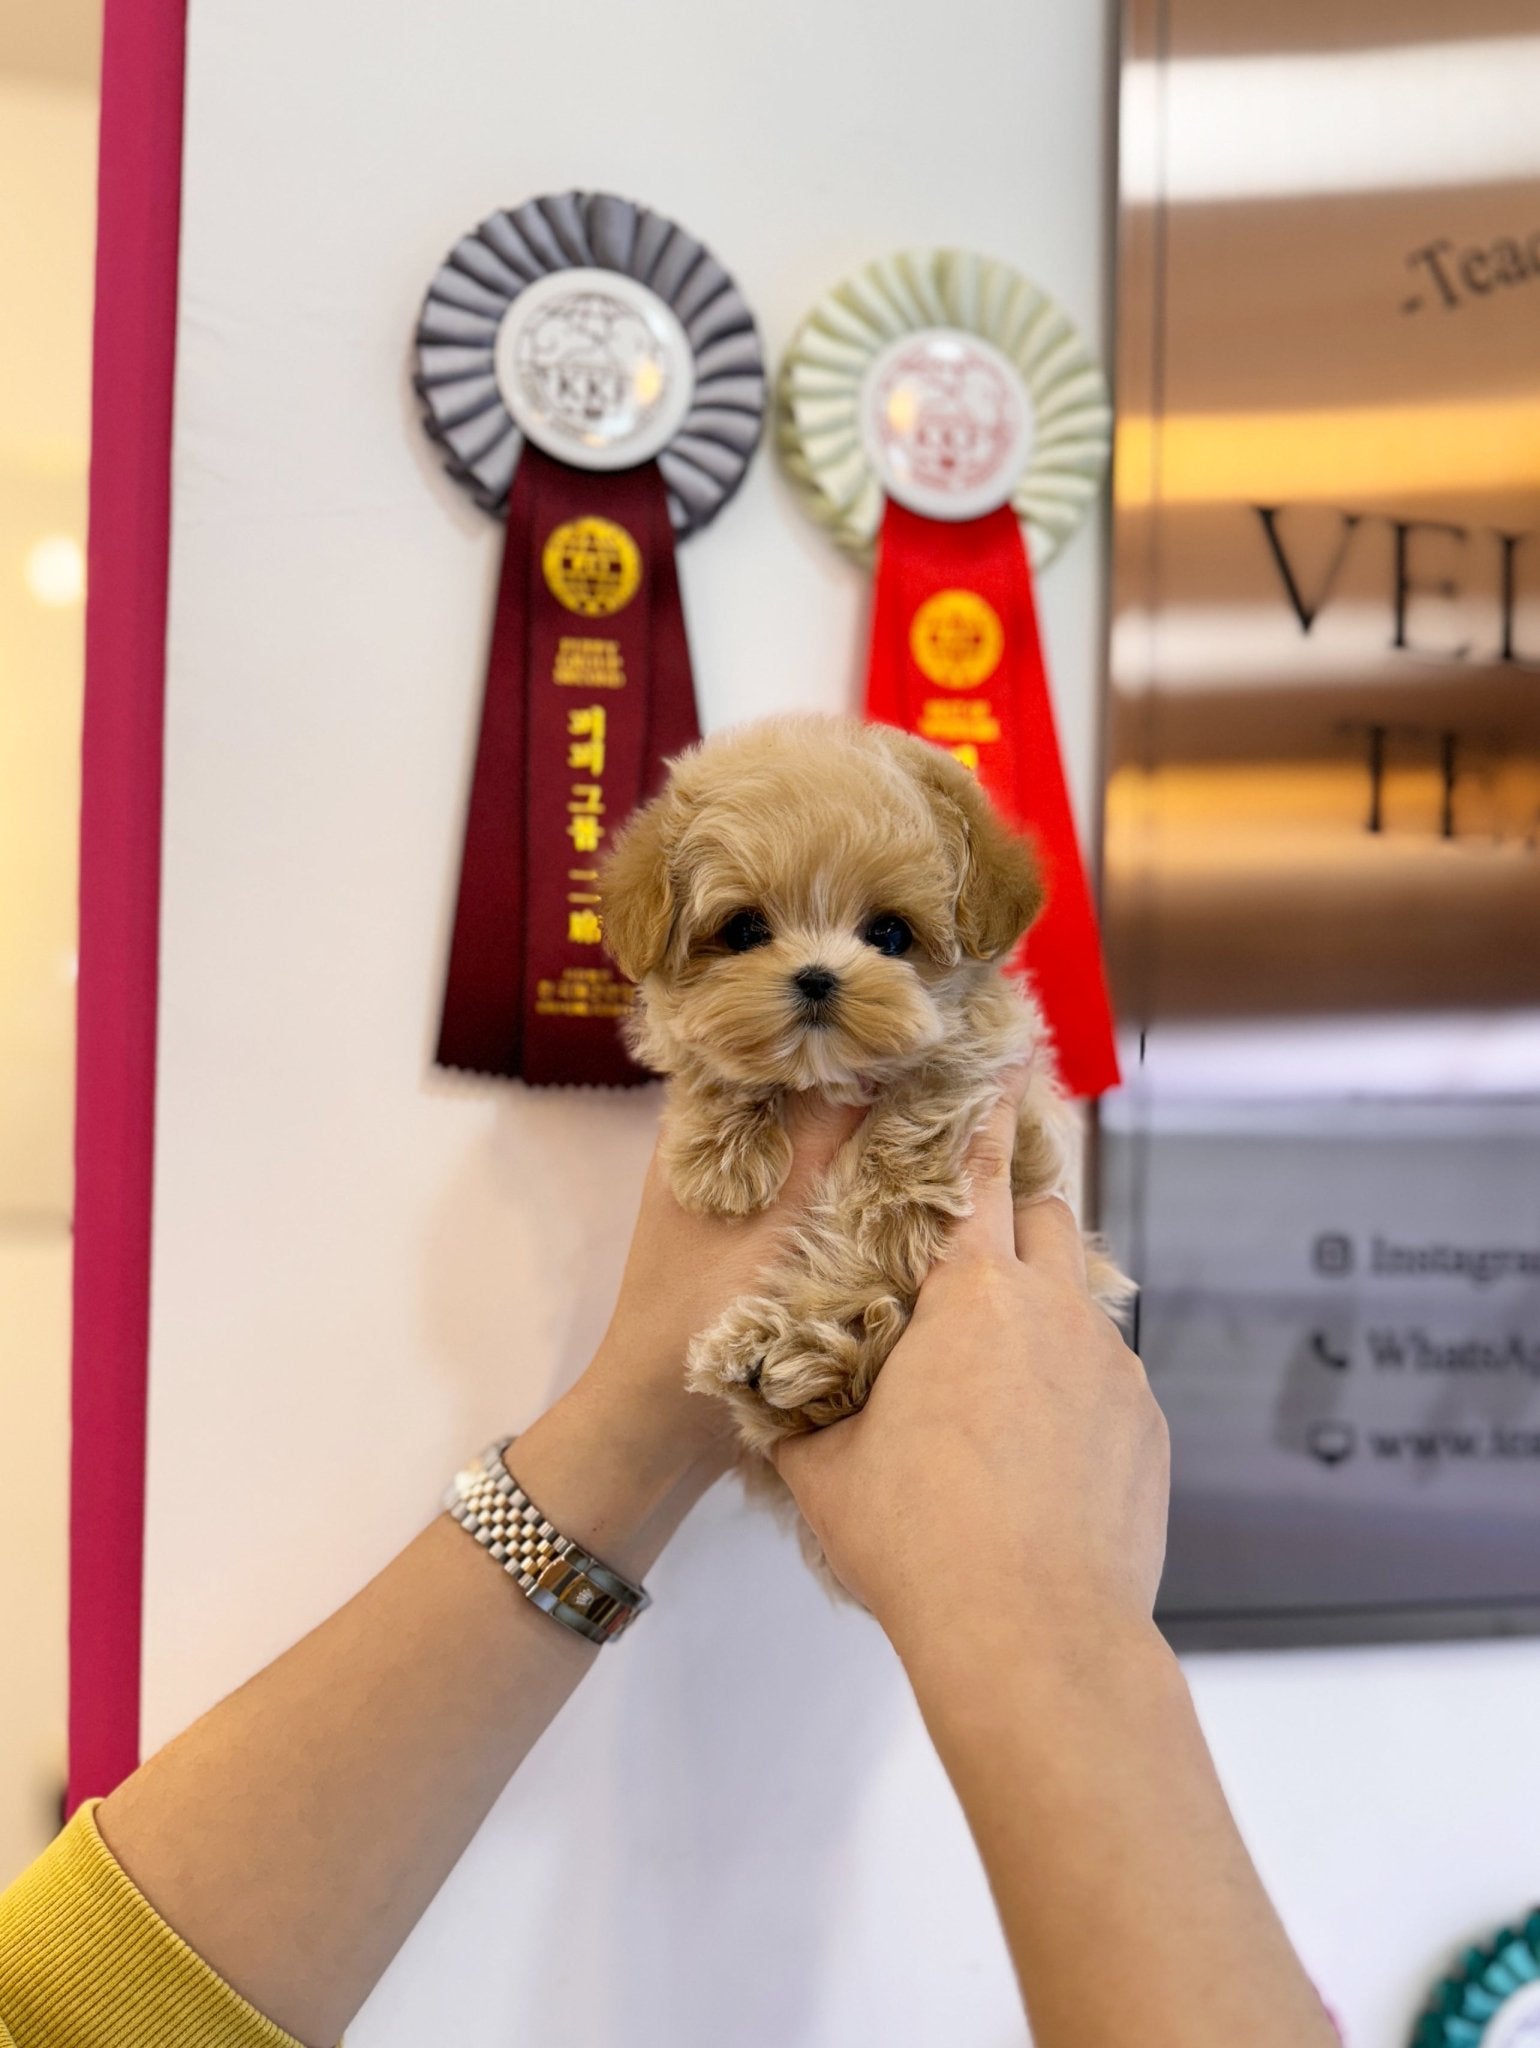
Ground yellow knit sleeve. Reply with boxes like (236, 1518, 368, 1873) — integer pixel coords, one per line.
(0, 1800, 308, 2048)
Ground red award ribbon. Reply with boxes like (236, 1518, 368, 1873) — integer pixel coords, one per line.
(864, 498, 1120, 1098)
(436, 446, 699, 1086)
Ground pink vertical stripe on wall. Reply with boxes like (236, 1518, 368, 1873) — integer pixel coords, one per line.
(68, 0, 187, 1813)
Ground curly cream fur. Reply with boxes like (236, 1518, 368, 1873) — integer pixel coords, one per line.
(600, 715, 1132, 1465)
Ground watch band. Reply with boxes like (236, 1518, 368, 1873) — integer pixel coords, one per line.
(443, 1437, 651, 1646)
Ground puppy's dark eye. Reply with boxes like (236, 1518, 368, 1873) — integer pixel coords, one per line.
(719, 909, 773, 953)
(863, 913, 913, 957)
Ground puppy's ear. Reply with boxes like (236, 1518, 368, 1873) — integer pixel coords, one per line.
(896, 734, 1044, 961)
(599, 791, 678, 982)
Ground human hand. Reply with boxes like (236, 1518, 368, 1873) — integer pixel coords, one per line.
(581, 1093, 867, 1470)
(773, 1072, 1169, 1664)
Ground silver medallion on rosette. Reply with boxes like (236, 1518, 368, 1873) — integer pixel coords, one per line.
(861, 327, 1039, 523)
(414, 190, 765, 525)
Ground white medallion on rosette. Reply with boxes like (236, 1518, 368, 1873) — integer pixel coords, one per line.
(861, 327, 1036, 523)
(493, 268, 696, 473)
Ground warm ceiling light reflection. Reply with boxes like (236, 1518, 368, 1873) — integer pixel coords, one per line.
(1116, 399, 1540, 508)
(1104, 758, 1540, 866)
(885, 387, 918, 436)
(24, 534, 85, 608)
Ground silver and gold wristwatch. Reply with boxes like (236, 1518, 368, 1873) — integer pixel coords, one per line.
(443, 1437, 650, 1646)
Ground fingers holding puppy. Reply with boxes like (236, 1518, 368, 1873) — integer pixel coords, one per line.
(1014, 1192, 1089, 1288)
(778, 1092, 868, 1210)
(942, 1065, 1091, 1293)
(943, 1061, 1035, 1267)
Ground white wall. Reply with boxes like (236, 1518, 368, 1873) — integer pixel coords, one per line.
(142, 3, 1540, 2044)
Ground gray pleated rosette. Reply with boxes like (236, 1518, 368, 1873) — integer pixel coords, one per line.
(414, 191, 765, 539)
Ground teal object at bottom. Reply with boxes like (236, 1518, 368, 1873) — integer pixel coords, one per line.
(1414, 1916, 1540, 2046)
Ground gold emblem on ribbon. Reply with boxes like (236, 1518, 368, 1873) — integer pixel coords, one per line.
(909, 588, 1004, 689)
(542, 517, 642, 617)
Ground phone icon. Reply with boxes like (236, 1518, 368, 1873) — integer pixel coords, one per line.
(1310, 1331, 1350, 1373)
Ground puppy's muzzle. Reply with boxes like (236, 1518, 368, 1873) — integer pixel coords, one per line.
(792, 965, 839, 1024)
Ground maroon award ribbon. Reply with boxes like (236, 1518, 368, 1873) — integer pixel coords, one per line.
(416, 193, 765, 1085)
(436, 448, 698, 1086)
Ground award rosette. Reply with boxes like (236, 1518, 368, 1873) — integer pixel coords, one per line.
(415, 191, 764, 1085)
(777, 249, 1118, 1097)
(1415, 1913, 1540, 2047)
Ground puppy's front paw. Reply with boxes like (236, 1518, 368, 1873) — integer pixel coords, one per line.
(687, 1297, 843, 1456)
(663, 1107, 793, 1218)
(686, 1289, 908, 1457)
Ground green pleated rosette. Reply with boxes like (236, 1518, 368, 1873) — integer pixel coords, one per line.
(1414, 1911, 1540, 2046)
(776, 247, 1111, 571)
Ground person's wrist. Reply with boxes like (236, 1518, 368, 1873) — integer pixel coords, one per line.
(889, 1583, 1171, 1726)
(582, 1332, 738, 1475)
(501, 1348, 733, 1584)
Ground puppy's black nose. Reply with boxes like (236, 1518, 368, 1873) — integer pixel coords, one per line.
(794, 966, 838, 1004)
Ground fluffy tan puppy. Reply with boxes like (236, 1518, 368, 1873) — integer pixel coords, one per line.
(600, 714, 1129, 1459)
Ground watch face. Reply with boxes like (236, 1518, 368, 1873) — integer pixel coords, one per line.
(1488, 1983, 1540, 2048)
(861, 326, 1035, 521)
(494, 267, 696, 472)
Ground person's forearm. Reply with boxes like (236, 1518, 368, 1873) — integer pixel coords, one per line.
(900, 1613, 1336, 2048)
(98, 1357, 727, 2048)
